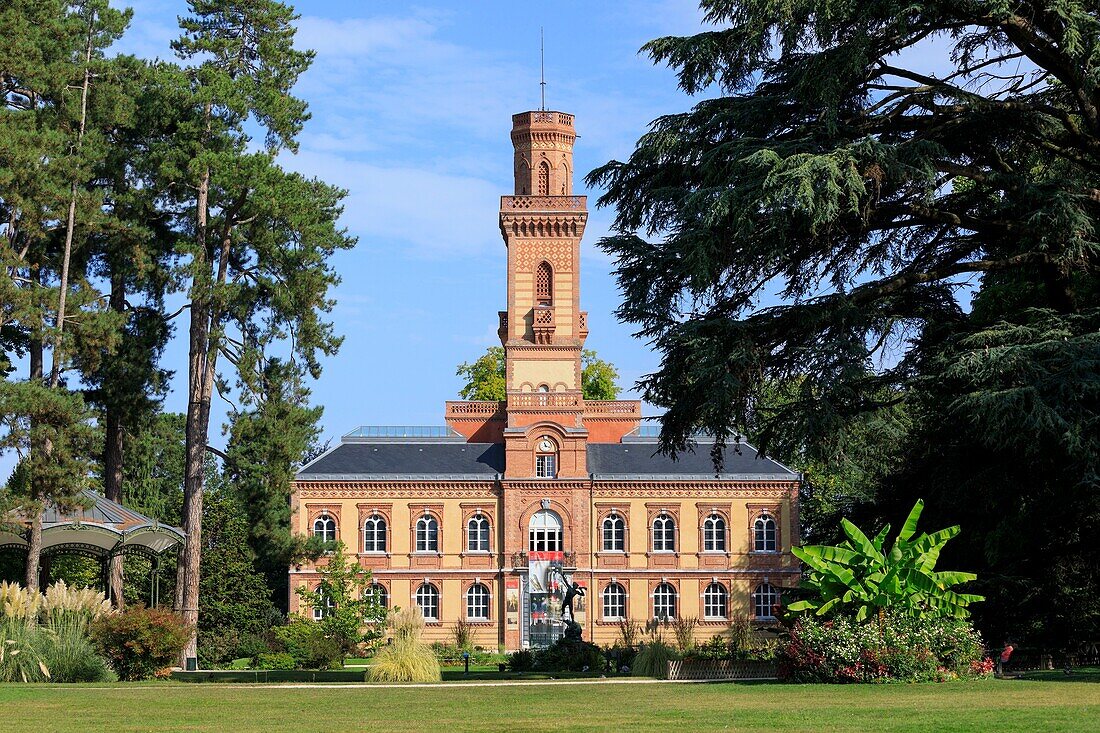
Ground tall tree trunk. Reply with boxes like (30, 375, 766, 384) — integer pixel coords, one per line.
(104, 273, 125, 607)
(24, 316, 44, 592)
(177, 120, 212, 663)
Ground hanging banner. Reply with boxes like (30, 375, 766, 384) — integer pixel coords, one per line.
(505, 578, 520, 628)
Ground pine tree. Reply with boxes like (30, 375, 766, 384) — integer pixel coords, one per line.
(166, 0, 353, 662)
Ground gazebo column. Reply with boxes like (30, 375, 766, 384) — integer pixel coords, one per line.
(38, 554, 52, 590)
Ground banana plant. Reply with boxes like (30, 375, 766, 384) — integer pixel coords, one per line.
(788, 500, 984, 621)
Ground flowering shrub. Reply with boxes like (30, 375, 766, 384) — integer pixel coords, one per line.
(779, 611, 985, 683)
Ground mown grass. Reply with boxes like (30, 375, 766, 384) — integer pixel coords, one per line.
(1, 679, 1099, 732)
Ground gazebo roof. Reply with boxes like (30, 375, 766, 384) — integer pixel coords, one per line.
(1, 490, 183, 558)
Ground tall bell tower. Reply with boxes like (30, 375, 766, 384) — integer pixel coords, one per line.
(498, 110, 589, 478)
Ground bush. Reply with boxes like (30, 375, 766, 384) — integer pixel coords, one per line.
(250, 652, 297, 670)
(779, 611, 986, 683)
(508, 648, 534, 672)
(198, 628, 241, 669)
(632, 639, 680, 679)
(91, 606, 191, 681)
(272, 619, 343, 670)
(533, 637, 605, 673)
(366, 607, 440, 683)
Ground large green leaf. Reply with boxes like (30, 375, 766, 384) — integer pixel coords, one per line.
(896, 499, 925, 544)
(841, 518, 885, 563)
(792, 544, 861, 568)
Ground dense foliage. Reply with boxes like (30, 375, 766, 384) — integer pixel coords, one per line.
(91, 605, 191, 680)
(590, 0, 1100, 648)
(780, 612, 988, 683)
(294, 541, 386, 656)
(457, 347, 622, 401)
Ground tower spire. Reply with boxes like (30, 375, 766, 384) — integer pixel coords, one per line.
(540, 27, 546, 111)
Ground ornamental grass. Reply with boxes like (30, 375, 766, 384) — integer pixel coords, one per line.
(632, 638, 680, 679)
(367, 607, 441, 683)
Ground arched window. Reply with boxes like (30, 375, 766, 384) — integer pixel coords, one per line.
(416, 583, 439, 621)
(312, 515, 336, 542)
(467, 514, 490, 552)
(529, 509, 563, 552)
(535, 436, 557, 479)
(416, 515, 439, 553)
(602, 582, 626, 621)
(536, 261, 553, 305)
(537, 160, 550, 196)
(602, 514, 625, 552)
(703, 582, 728, 620)
(753, 583, 780, 619)
(754, 514, 777, 552)
(365, 582, 388, 609)
(311, 586, 334, 620)
(652, 513, 675, 552)
(466, 583, 490, 620)
(653, 582, 676, 620)
(363, 514, 387, 553)
(703, 513, 726, 552)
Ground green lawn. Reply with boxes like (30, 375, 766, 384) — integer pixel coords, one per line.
(2, 679, 1099, 732)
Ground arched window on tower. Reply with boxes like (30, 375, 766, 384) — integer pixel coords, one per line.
(536, 261, 553, 306)
(537, 160, 550, 196)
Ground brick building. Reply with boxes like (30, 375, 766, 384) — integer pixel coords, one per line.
(289, 109, 800, 649)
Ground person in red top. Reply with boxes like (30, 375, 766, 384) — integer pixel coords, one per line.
(997, 643, 1014, 677)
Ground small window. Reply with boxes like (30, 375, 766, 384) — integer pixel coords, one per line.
(753, 583, 780, 619)
(653, 582, 676, 620)
(537, 160, 550, 196)
(652, 514, 675, 552)
(703, 513, 726, 552)
(311, 586, 334, 620)
(536, 261, 553, 305)
(535, 454, 557, 479)
(416, 583, 440, 621)
(703, 582, 728, 620)
(312, 515, 336, 542)
(466, 583, 490, 620)
(467, 515, 490, 552)
(602, 582, 626, 621)
(754, 515, 777, 552)
(363, 515, 387, 553)
(602, 515, 625, 552)
(416, 515, 439, 553)
(365, 582, 388, 608)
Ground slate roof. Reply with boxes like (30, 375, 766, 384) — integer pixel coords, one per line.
(297, 437, 795, 481)
(587, 441, 794, 480)
(297, 442, 505, 480)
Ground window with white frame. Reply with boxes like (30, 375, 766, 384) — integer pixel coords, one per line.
(416, 583, 439, 621)
(602, 582, 626, 621)
(535, 454, 557, 478)
(365, 582, 388, 608)
(652, 513, 675, 552)
(753, 583, 780, 618)
(466, 583, 490, 620)
(312, 515, 336, 542)
(653, 582, 676, 620)
(415, 515, 439, 552)
(467, 514, 490, 552)
(754, 514, 777, 552)
(363, 515, 386, 553)
(602, 514, 625, 552)
(528, 509, 563, 552)
(311, 586, 334, 620)
(703, 513, 726, 552)
(703, 582, 728, 620)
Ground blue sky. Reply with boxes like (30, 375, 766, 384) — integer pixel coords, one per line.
(110, 0, 711, 454)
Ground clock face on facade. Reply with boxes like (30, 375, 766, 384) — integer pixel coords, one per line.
(538, 437, 554, 453)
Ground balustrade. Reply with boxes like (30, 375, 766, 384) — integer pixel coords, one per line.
(500, 195, 586, 211)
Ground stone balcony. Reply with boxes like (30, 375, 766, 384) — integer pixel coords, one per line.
(532, 305, 555, 344)
(500, 195, 586, 211)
